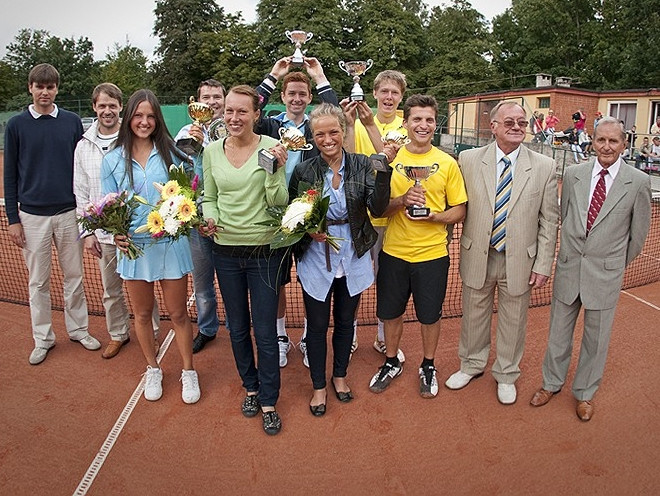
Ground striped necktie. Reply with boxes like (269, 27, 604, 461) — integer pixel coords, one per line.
(491, 156, 512, 252)
(586, 169, 608, 235)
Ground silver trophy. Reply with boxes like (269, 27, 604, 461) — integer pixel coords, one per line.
(208, 118, 227, 141)
(285, 30, 313, 67)
(338, 59, 373, 101)
(394, 163, 439, 217)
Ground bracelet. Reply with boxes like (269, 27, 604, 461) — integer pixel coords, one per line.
(266, 74, 277, 85)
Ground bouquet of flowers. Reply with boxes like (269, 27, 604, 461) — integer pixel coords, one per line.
(78, 191, 145, 260)
(260, 181, 342, 250)
(135, 163, 204, 240)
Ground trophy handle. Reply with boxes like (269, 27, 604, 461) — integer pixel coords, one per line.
(394, 163, 408, 180)
(278, 127, 286, 139)
(338, 60, 347, 74)
(365, 59, 374, 72)
(299, 143, 314, 151)
(305, 32, 314, 42)
(429, 163, 439, 175)
(285, 30, 293, 41)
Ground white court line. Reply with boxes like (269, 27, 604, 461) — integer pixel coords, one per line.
(72, 328, 175, 496)
(622, 290, 660, 311)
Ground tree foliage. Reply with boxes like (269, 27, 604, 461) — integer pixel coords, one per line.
(100, 43, 151, 99)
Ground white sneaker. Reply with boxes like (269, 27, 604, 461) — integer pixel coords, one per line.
(419, 365, 439, 398)
(181, 369, 201, 404)
(372, 340, 406, 363)
(298, 339, 309, 368)
(72, 334, 101, 351)
(497, 383, 517, 405)
(278, 336, 293, 368)
(29, 345, 55, 365)
(445, 370, 483, 390)
(143, 366, 163, 401)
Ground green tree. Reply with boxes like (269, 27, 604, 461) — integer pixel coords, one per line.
(100, 43, 150, 98)
(152, 0, 230, 98)
(0, 61, 20, 109)
(419, 0, 495, 107)
(491, 0, 598, 88)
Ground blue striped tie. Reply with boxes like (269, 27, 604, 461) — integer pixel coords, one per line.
(491, 156, 512, 252)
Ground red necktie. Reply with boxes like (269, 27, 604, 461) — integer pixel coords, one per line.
(586, 169, 608, 235)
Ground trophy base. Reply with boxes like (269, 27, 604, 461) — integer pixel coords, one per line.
(407, 206, 430, 218)
(350, 94, 365, 101)
(176, 137, 203, 155)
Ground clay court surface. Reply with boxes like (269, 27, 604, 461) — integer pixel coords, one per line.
(1, 279, 659, 495)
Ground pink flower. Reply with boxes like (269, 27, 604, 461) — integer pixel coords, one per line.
(191, 175, 199, 192)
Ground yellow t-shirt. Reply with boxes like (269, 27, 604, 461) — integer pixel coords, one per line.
(355, 115, 406, 227)
(383, 146, 467, 263)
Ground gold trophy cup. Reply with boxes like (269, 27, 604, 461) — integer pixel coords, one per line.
(382, 130, 410, 146)
(278, 127, 313, 151)
(394, 163, 439, 217)
(285, 30, 313, 67)
(338, 59, 373, 101)
(177, 96, 215, 154)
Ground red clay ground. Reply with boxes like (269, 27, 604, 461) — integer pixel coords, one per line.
(1, 282, 659, 495)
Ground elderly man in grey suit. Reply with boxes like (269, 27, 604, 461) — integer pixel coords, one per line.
(445, 101, 560, 405)
(530, 117, 651, 421)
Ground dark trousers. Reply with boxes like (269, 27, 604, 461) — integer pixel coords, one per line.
(213, 250, 282, 407)
(302, 277, 361, 390)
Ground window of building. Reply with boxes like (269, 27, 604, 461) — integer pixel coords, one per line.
(608, 102, 636, 130)
(537, 97, 550, 108)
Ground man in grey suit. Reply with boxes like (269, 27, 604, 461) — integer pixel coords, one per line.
(445, 101, 560, 405)
(530, 117, 651, 421)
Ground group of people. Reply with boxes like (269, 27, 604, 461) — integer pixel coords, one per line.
(3, 61, 652, 437)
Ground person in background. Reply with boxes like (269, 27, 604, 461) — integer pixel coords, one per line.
(4, 63, 100, 365)
(290, 103, 395, 416)
(74, 82, 160, 359)
(174, 79, 226, 354)
(202, 85, 289, 435)
(101, 89, 200, 404)
(342, 69, 409, 364)
(256, 56, 338, 368)
(530, 117, 651, 421)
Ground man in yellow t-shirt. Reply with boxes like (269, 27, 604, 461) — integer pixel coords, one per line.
(343, 70, 407, 358)
(368, 94, 467, 399)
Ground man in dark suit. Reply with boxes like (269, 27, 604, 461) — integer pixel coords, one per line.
(530, 117, 652, 421)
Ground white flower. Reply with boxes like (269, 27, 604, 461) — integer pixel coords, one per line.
(281, 199, 313, 232)
(159, 194, 184, 218)
(163, 216, 180, 235)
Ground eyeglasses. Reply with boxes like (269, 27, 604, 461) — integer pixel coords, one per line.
(493, 119, 529, 129)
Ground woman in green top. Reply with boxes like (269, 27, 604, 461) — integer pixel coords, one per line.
(202, 85, 288, 435)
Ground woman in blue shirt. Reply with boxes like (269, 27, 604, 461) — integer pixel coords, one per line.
(101, 89, 201, 405)
(290, 103, 394, 415)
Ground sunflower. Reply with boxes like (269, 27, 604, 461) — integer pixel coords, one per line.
(177, 197, 197, 222)
(146, 211, 164, 234)
(161, 180, 181, 199)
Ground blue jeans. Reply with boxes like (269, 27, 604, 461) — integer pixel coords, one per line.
(213, 247, 283, 407)
(190, 230, 220, 336)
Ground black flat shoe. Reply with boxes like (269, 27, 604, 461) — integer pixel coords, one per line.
(332, 379, 354, 403)
(309, 403, 326, 416)
(192, 332, 216, 354)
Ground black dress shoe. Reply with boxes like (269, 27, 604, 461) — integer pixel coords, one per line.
(309, 403, 326, 416)
(332, 379, 354, 403)
(192, 332, 216, 354)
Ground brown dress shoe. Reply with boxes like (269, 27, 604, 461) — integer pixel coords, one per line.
(102, 338, 129, 359)
(576, 400, 594, 421)
(530, 388, 557, 407)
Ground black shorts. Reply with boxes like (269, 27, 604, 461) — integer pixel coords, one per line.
(376, 251, 450, 325)
(280, 248, 293, 286)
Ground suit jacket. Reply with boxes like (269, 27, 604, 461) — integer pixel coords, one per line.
(458, 142, 560, 296)
(553, 160, 651, 309)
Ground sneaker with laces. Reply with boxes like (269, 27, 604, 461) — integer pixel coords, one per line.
(298, 339, 309, 368)
(278, 336, 293, 367)
(71, 334, 101, 351)
(369, 361, 403, 393)
(262, 410, 282, 435)
(242, 394, 260, 417)
(143, 366, 163, 401)
(419, 365, 439, 398)
(180, 369, 201, 404)
(29, 344, 55, 365)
